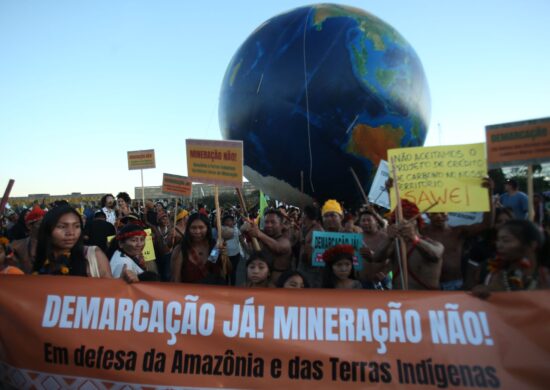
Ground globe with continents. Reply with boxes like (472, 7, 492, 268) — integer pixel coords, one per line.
(219, 3, 430, 206)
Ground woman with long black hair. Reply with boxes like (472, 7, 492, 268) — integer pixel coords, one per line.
(170, 212, 223, 284)
(34, 205, 112, 278)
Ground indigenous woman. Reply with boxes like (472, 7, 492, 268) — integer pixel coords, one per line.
(322, 244, 363, 289)
(473, 220, 550, 297)
(34, 206, 112, 278)
(108, 224, 158, 281)
(170, 213, 222, 284)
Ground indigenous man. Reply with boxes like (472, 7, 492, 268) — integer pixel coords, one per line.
(298, 205, 324, 288)
(247, 209, 292, 285)
(374, 200, 444, 290)
(11, 205, 45, 273)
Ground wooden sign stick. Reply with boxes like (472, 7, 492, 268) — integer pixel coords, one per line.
(391, 157, 408, 290)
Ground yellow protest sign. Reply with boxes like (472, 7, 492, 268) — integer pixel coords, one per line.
(388, 143, 489, 212)
(186, 139, 243, 187)
(127, 149, 156, 170)
(162, 173, 192, 197)
(107, 228, 156, 262)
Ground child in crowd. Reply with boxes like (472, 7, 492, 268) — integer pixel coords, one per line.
(276, 269, 309, 288)
(322, 244, 362, 289)
(245, 253, 274, 288)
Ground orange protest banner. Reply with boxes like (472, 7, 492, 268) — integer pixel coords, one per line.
(127, 149, 156, 170)
(486, 117, 550, 168)
(1, 275, 549, 389)
(162, 173, 192, 197)
(186, 139, 243, 187)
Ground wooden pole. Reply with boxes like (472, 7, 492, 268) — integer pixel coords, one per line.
(0, 179, 15, 215)
(214, 186, 228, 278)
(172, 198, 179, 248)
(141, 169, 146, 217)
(527, 165, 534, 221)
(390, 157, 408, 290)
(349, 167, 369, 204)
(300, 171, 304, 194)
(236, 187, 261, 252)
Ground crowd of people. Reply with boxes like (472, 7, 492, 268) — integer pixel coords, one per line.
(1, 180, 549, 297)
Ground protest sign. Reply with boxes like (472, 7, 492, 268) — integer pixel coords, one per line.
(162, 173, 192, 197)
(107, 228, 156, 262)
(311, 231, 363, 270)
(368, 160, 390, 209)
(1, 276, 549, 389)
(127, 149, 156, 170)
(186, 139, 243, 187)
(447, 212, 483, 227)
(486, 117, 550, 168)
(388, 143, 489, 213)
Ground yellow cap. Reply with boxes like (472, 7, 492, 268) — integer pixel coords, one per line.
(176, 209, 189, 222)
(321, 199, 343, 216)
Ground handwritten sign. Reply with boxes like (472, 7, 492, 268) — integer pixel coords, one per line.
(486, 117, 550, 168)
(388, 143, 489, 212)
(162, 173, 192, 197)
(107, 228, 156, 262)
(127, 149, 156, 170)
(186, 139, 243, 187)
(311, 231, 363, 270)
(368, 160, 390, 209)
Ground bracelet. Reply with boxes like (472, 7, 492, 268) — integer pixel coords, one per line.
(412, 236, 421, 245)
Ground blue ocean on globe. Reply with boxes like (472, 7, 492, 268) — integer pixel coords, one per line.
(219, 3, 430, 206)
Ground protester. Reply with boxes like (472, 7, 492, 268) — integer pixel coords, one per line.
(222, 213, 243, 286)
(100, 194, 117, 225)
(472, 220, 549, 297)
(170, 213, 222, 284)
(498, 179, 528, 219)
(152, 210, 172, 281)
(298, 205, 324, 288)
(422, 179, 492, 290)
(11, 205, 45, 273)
(276, 269, 310, 288)
(171, 209, 189, 247)
(116, 192, 132, 219)
(357, 207, 391, 289)
(33, 205, 112, 278)
(373, 199, 444, 290)
(321, 199, 344, 233)
(84, 210, 116, 256)
(0, 237, 24, 275)
(463, 207, 514, 289)
(109, 224, 158, 281)
(321, 244, 362, 289)
(246, 209, 292, 285)
(6, 208, 30, 241)
(245, 253, 274, 288)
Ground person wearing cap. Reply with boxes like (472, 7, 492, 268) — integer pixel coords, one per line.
(321, 199, 344, 232)
(372, 199, 444, 290)
(246, 209, 292, 285)
(11, 205, 46, 273)
(499, 179, 528, 220)
(170, 209, 189, 248)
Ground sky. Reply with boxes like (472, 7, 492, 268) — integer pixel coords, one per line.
(1, 0, 549, 198)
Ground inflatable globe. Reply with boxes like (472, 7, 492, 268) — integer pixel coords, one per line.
(219, 3, 430, 206)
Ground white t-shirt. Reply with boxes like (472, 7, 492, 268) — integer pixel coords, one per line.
(102, 207, 117, 225)
(225, 226, 241, 256)
(110, 250, 144, 278)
